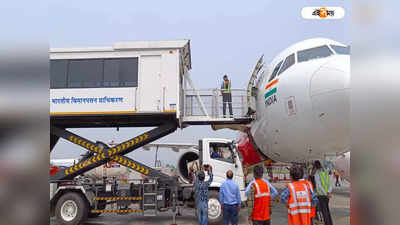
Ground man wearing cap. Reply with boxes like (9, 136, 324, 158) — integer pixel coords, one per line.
(194, 165, 213, 225)
(221, 75, 233, 117)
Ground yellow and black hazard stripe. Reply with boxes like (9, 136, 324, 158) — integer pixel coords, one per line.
(64, 153, 106, 175)
(107, 133, 149, 156)
(63, 133, 149, 176)
(68, 135, 103, 154)
(67, 133, 149, 157)
(93, 197, 142, 201)
(111, 156, 150, 175)
(91, 209, 142, 214)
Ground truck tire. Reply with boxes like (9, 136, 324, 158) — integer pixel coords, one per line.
(55, 192, 88, 225)
(207, 190, 223, 225)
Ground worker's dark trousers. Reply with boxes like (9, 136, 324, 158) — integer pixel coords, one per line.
(222, 93, 233, 116)
(335, 177, 341, 186)
(317, 195, 333, 225)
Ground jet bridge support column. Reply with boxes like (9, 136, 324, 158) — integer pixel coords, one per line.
(50, 122, 177, 181)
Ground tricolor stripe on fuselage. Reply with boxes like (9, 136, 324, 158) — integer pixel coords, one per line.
(264, 79, 279, 99)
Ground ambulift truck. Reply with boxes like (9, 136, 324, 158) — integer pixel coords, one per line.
(49, 40, 253, 225)
(50, 134, 247, 225)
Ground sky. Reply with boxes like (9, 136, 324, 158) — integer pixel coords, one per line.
(50, 0, 350, 166)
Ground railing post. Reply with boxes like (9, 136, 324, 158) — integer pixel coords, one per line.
(241, 94, 244, 116)
(212, 89, 217, 118)
(216, 89, 220, 118)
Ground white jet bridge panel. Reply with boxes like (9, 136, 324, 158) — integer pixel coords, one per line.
(50, 40, 191, 119)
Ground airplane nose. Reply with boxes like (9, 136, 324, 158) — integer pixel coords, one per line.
(310, 56, 350, 96)
(310, 56, 350, 152)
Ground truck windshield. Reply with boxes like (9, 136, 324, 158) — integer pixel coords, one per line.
(210, 143, 234, 164)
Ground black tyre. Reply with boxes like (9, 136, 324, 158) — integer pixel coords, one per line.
(55, 192, 88, 225)
(207, 190, 223, 225)
(88, 200, 106, 218)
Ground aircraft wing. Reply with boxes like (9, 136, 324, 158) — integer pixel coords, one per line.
(142, 143, 197, 152)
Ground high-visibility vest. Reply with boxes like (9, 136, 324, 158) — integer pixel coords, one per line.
(222, 80, 231, 93)
(251, 179, 271, 221)
(299, 179, 316, 219)
(317, 171, 330, 195)
(286, 181, 312, 225)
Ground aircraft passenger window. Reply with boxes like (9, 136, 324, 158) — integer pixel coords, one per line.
(68, 59, 103, 88)
(268, 60, 283, 82)
(210, 143, 234, 164)
(278, 53, 295, 75)
(297, 45, 333, 63)
(330, 45, 350, 55)
(50, 60, 68, 88)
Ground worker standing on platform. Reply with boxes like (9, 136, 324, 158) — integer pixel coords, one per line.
(221, 75, 233, 117)
(281, 166, 318, 225)
(194, 165, 213, 225)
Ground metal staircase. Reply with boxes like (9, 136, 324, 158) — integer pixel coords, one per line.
(142, 179, 158, 216)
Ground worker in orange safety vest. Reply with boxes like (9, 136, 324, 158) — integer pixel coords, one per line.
(247, 165, 278, 225)
(299, 178, 317, 224)
(280, 166, 318, 225)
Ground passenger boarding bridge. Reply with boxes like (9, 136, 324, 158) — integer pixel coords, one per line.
(50, 40, 252, 128)
(50, 40, 254, 182)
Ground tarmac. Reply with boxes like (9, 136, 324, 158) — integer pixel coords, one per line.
(50, 181, 350, 225)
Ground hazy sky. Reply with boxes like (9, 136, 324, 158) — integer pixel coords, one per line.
(50, 0, 350, 166)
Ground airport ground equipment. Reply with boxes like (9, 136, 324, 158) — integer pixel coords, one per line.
(50, 138, 246, 225)
(50, 40, 252, 225)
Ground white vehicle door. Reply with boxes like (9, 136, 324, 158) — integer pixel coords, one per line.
(203, 141, 238, 186)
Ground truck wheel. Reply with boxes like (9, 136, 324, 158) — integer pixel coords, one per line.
(55, 192, 88, 225)
(208, 190, 223, 225)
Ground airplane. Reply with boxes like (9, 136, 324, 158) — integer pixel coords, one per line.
(229, 38, 350, 180)
(50, 158, 77, 169)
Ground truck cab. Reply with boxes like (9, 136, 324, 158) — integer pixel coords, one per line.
(50, 138, 246, 225)
(177, 138, 246, 224)
(201, 138, 246, 223)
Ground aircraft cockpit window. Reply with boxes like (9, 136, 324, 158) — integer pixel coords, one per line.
(268, 60, 283, 82)
(330, 45, 350, 55)
(297, 45, 333, 63)
(278, 53, 295, 75)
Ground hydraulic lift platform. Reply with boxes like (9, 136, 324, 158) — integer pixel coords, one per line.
(49, 39, 261, 225)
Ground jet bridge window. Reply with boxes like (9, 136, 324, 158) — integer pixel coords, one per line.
(50, 58, 139, 88)
(68, 59, 103, 88)
(50, 60, 68, 88)
(278, 53, 295, 75)
(103, 58, 138, 87)
(330, 45, 350, 55)
(210, 142, 234, 164)
(268, 60, 283, 82)
(297, 45, 333, 63)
